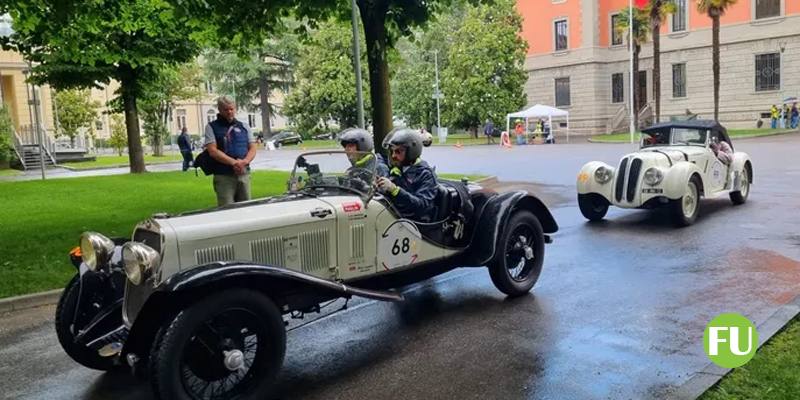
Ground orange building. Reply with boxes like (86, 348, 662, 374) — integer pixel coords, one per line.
(516, 0, 800, 134)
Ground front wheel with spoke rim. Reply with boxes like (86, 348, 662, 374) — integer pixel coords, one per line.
(730, 168, 750, 205)
(670, 178, 700, 227)
(149, 289, 286, 400)
(488, 210, 545, 297)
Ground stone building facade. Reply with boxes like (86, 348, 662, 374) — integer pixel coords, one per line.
(516, 0, 800, 135)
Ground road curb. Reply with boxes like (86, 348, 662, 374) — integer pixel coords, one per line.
(0, 289, 63, 314)
(60, 160, 180, 172)
(672, 294, 800, 400)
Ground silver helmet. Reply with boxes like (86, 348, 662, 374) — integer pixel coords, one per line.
(338, 128, 374, 152)
(387, 128, 423, 164)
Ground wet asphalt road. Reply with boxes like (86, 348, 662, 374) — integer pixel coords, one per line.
(2, 134, 800, 399)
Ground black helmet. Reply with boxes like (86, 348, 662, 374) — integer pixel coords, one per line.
(387, 128, 423, 164)
(338, 128, 374, 152)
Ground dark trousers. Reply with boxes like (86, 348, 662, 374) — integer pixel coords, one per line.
(181, 150, 193, 171)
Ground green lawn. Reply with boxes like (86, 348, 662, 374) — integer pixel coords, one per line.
(590, 128, 797, 143)
(700, 315, 800, 399)
(0, 170, 289, 298)
(0, 168, 22, 177)
(63, 154, 184, 170)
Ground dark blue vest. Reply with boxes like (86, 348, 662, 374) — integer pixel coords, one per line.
(209, 117, 249, 160)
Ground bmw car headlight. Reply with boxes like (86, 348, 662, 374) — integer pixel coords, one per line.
(79, 232, 115, 271)
(594, 166, 612, 184)
(643, 168, 664, 186)
(122, 242, 160, 285)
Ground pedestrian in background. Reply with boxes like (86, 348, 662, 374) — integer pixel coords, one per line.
(177, 127, 193, 172)
(770, 105, 779, 129)
(792, 103, 799, 129)
(484, 118, 495, 144)
(514, 121, 525, 145)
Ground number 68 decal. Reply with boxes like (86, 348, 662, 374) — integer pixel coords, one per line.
(379, 220, 421, 270)
(391, 238, 411, 255)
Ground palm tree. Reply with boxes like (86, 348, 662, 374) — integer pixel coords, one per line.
(616, 7, 651, 130)
(647, 0, 676, 123)
(697, 0, 739, 121)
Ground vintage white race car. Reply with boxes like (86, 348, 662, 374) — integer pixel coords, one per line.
(576, 121, 753, 226)
(56, 151, 558, 400)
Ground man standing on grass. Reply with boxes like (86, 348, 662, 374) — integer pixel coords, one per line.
(204, 96, 257, 206)
(177, 127, 193, 172)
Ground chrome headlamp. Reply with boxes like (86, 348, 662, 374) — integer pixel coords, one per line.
(643, 168, 664, 186)
(79, 232, 115, 271)
(122, 242, 160, 285)
(594, 166, 612, 184)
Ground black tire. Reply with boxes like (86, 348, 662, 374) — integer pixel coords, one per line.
(55, 274, 117, 371)
(488, 210, 545, 297)
(670, 177, 701, 227)
(149, 289, 286, 400)
(578, 193, 609, 222)
(730, 168, 750, 205)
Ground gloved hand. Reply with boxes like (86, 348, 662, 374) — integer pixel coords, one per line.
(376, 177, 399, 196)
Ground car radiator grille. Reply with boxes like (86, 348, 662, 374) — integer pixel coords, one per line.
(195, 244, 235, 265)
(133, 228, 161, 254)
(627, 158, 643, 202)
(250, 237, 285, 266)
(615, 157, 629, 202)
(299, 229, 330, 273)
(614, 157, 643, 203)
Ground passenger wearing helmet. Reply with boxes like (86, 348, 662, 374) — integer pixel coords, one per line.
(339, 128, 389, 178)
(375, 128, 439, 221)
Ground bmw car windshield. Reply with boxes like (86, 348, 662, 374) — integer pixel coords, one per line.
(288, 151, 378, 199)
(642, 128, 708, 148)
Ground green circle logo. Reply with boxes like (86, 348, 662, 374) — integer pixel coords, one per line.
(704, 313, 759, 368)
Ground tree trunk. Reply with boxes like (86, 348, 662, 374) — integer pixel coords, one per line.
(633, 44, 640, 131)
(711, 11, 720, 121)
(259, 72, 272, 137)
(120, 73, 146, 173)
(651, 4, 661, 123)
(359, 0, 392, 156)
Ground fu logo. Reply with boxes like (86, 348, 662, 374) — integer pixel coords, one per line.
(703, 313, 759, 368)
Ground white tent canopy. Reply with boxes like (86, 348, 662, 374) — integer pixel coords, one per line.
(506, 104, 570, 143)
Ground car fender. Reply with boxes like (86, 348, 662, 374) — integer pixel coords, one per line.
(577, 161, 615, 200)
(462, 191, 558, 266)
(662, 161, 705, 199)
(731, 153, 753, 184)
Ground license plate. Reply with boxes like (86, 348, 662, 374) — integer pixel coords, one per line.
(642, 188, 663, 194)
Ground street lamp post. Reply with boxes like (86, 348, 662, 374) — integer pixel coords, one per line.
(432, 50, 442, 134)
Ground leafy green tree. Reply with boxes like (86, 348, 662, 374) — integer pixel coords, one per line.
(615, 7, 651, 129)
(441, 0, 528, 135)
(0, 107, 17, 166)
(283, 20, 371, 137)
(108, 114, 128, 157)
(175, 0, 478, 151)
(698, 0, 738, 121)
(1, 0, 206, 173)
(54, 89, 100, 147)
(139, 63, 204, 156)
(647, 0, 676, 123)
(203, 31, 298, 137)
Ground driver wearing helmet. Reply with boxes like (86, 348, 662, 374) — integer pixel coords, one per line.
(375, 128, 439, 221)
(339, 128, 389, 178)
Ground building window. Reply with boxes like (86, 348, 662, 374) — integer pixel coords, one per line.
(611, 14, 624, 46)
(672, 64, 687, 98)
(176, 109, 187, 129)
(248, 114, 256, 128)
(95, 120, 103, 131)
(555, 77, 570, 107)
(204, 81, 214, 94)
(755, 53, 780, 91)
(755, 0, 781, 20)
(611, 73, 624, 103)
(672, 0, 687, 32)
(554, 19, 568, 52)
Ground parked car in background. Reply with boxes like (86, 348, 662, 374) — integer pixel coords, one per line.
(311, 132, 335, 141)
(270, 131, 303, 147)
